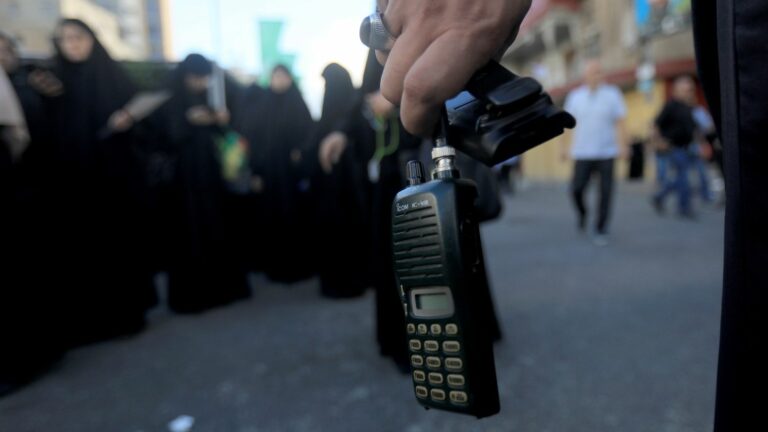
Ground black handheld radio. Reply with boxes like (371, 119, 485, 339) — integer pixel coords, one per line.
(392, 62, 574, 418)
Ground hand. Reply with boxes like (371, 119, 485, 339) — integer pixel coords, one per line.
(214, 109, 230, 126)
(2, 126, 30, 163)
(375, 0, 532, 136)
(319, 132, 348, 174)
(250, 175, 264, 193)
(108, 109, 133, 132)
(28, 70, 64, 97)
(186, 106, 214, 126)
(290, 148, 303, 165)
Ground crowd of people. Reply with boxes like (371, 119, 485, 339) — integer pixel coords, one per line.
(0, 19, 502, 395)
(561, 60, 722, 247)
(0, 17, 720, 398)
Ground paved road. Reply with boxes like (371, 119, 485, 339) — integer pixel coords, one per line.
(0, 181, 723, 432)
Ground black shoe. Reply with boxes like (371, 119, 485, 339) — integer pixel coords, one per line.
(577, 214, 587, 232)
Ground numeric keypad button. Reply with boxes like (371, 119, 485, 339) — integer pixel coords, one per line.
(413, 370, 426, 383)
(426, 356, 442, 369)
(424, 340, 439, 352)
(428, 372, 444, 385)
(443, 341, 461, 353)
(449, 391, 468, 405)
(430, 388, 446, 401)
(445, 323, 459, 335)
(415, 386, 428, 399)
(444, 357, 463, 371)
(430, 324, 442, 336)
(447, 374, 465, 388)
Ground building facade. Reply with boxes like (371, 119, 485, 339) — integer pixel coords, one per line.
(503, 0, 697, 180)
(0, 0, 171, 61)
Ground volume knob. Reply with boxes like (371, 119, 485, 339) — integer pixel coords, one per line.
(407, 160, 426, 186)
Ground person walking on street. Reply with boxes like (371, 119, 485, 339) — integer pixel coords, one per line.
(652, 76, 699, 219)
(561, 59, 628, 246)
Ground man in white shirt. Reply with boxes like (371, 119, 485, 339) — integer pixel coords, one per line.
(562, 60, 628, 245)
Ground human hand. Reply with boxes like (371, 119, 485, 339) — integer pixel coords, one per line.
(186, 106, 214, 126)
(108, 109, 133, 132)
(214, 109, 230, 126)
(250, 175, 264, 193)
(28, 70, 64, 97)
(374, 0, 531, 136)
(319, 131, 348, 174)
(290, 148, 303, 165)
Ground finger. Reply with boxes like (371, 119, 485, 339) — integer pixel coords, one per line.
(379, 28, 431, 105)
(399, 32, 494, 136)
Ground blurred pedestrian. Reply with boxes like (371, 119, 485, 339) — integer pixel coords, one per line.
(257, 65, 317, 283)
(146, 53, 249, 313)
(45, 19, 155, 346)
(320, 50, 422, 372)
(232, 80, 269, 272)
(562, 59, 628, 246)
(652, 76, 698, 218)
(1, 39, 64, 396)
(312, 63, 368, 298)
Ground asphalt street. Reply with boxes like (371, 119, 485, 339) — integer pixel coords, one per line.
(0, 181, 723, 432)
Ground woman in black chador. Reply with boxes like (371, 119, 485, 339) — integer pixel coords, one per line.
(148, 53, 249, 313)
(257, 65, 316, 283)
(319, 50, 421, 371)
(1, 32, 64, 395)
(46, 19, 155, 346)
(311, 63, 368, 298)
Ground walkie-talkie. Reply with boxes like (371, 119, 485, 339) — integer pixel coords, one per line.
(392, 62, 574, 418)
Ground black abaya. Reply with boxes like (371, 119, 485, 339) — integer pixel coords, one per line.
(0, 64, 65, 392)
(46, 19, 154, 346)
(311, 63, 368, 298)
(256, 71, 316, 283)
(147, 54, 249, 313)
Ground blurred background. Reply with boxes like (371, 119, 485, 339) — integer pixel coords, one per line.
(1, 1, 722, 431)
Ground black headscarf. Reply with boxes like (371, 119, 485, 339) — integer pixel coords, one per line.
(317, 63, 355, 137)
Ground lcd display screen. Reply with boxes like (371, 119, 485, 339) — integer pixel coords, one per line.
(415, 292, 451, 311)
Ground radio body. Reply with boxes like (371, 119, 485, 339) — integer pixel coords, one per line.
(392, 155, 500, 418)
(391, 61, 574, 418)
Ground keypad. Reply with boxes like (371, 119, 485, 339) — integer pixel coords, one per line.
(408, 322, 468, 407)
